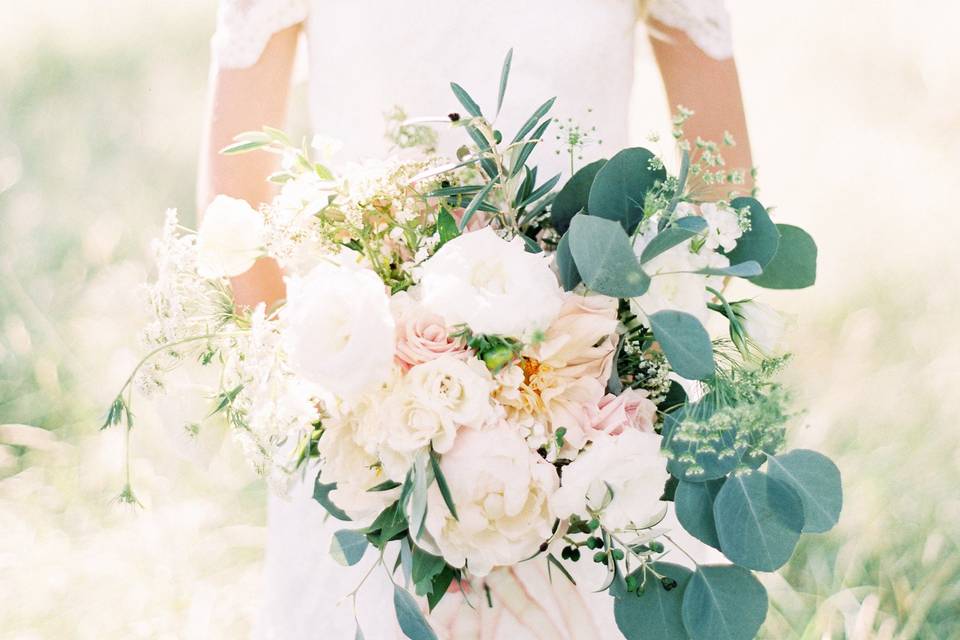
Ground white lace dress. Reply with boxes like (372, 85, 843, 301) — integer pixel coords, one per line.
(211, 2, 732, 638)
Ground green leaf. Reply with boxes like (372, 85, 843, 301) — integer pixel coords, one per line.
(410, 453, 429, 539)
(510, 118, 553, 176)
(330, 529, 369, 566)
(411, 546, 447, 596)
(749, 224, 818, 289)
(640, 216, 708, 263)
(368, 479, 402, 492)
(567, 215, 651, 298)
(587, 147, 666, 233)
(694, 261, 762, 277)
(219, 140, 269, 155)
(517, 173, 561, 209)
(546, 553, 577, 585)
(101, 396, 125, 430)
(435, 209, 460, 248)
(675, 478, 726, 549)
(458, 180, 495, 231)
(511, 97, 556, 144)
(313, 474, 351, 521)
(427, 184, 483, 199)
(666, 150, 690, 214)
(554, 232, 581, 291)
(429, 450, 458, 521)
(496, 48, 513, 116)
(648, 311, 715, 381)
(394, 584, 439, 640)
(713, 471, 804, 571)
(724, 197, 779, 269)
(767, 449, 842, 533)
(450, 82, 482, 117)
(614, 562, 692, 640)
(681, 565, 768, 640)
(551, 159, 607, 232)
(365, 501, 408, 548)
(426, 565, 457, 612)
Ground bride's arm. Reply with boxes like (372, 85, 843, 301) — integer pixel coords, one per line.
(197, 24, 300, 310)
(648, 19, 754, 197)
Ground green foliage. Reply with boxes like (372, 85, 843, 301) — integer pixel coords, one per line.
(614, 563, 692, 640)
(567, 215, 651, 298)
(364, 500, 409, 548)
(411, 545, 447, 596)
(694, 261, 762, 277)
(393, 584, 438, 640)
(496, 48, 513, 116)
(681, 566, 768, 640)
(429, 450, 458, 520)
(648, 310, 716, 381)
(661, 400, 740, 481)
(724, 197, 779, 269)
(313, 473, 352, 521)
(674, 478, 725, 549)
(639, 216, 708, 263)
(449, 82, 482, 118)
(435, 208, 460, 248)
(713, 471, 804, 571)
(550, 159, 606, 232)
(767, 449, 842, 533)
(554, 232, 581, 291)
(330, 529, 369, 566)
(457, 180, 495, 231)
(749, 224, 818, 289)
(587, 147, 666, 233)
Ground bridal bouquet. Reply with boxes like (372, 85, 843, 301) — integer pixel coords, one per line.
(105, 51, 841, 640)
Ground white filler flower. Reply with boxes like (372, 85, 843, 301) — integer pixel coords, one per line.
(196, 195, 265, 278)
(282, 262, 395, 399)
(551, 430, 669, 531)
(419, 227, 564, 338)
(424, 421, 559, 576)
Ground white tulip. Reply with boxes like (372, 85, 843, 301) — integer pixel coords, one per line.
(196, 195, 265, 278)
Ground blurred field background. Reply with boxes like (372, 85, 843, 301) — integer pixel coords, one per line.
(1, 1, 957, 638)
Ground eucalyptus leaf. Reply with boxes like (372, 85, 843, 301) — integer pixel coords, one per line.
(551, 159, 606, 232)
(713, 471, 804, 571)
(587, 147, 666, 233)
(554, 232, 581, 291)
(661, 400, 739, 482)
(674, 478, 726, 549)
(749, 224, 817, 289)
(614, 562, 692, 640)
(567, 215, 650, 298)
(724, 197, 779, 268)
(681, 565, 768, 640)
(313, 474, 351, 521)
(694, 261, 762, 277)
(648, 311, 715, 381)
(767, 449, 842, 533)
(330, 529, 369, 566)
(640, 216, 708, 263)
(394, 584, 438, 640)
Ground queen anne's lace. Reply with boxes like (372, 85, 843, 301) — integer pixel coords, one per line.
(211, 0, 308, 68)
(648, 0, 734, 60)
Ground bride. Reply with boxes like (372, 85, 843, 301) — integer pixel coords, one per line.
(199, 1, 752, 637)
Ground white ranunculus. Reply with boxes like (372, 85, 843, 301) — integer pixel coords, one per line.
(700, 202, 743, 252)
(281, 262, 395, 399)
(551, 430, 669, 531)
(196, 195, 265, 278)
(418, 227, 564, 338)
(423, 422, 559, 576)
(734, 300, 789, 356)
(631, 231, 713, 326)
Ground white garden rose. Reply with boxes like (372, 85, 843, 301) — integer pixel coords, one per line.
(418, 227, 564, 338)
(551, 430, 669, 531)
(733, 300, 789, 356)
(423, 421, 559, 576)
(281, 262, 395, 399)
(196, 195, 265, 278)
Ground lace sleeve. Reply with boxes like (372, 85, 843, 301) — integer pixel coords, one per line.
(646, 0, 733, 60)
(211, 0, 309, 69)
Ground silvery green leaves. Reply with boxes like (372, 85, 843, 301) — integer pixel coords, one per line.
(587, 147, 666, 234)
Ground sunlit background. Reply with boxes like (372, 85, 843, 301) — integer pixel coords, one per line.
(1, 1, 957, 638)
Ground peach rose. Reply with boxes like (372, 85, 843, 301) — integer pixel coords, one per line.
(589, 388, 658, 437)
(392, 291, 468, 369)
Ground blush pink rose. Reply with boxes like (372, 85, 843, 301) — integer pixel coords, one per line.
(589, 388, 657, 437)
(392, 292, 469, 369)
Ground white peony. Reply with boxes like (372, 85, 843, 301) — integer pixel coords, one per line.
(423, 421, 559, 576)
(196, 195, 265, 278)
(733, 299, 789, 356)
(551, 430, 669, 531)
(281, 262, 395, 399)
(700, 202, 743, 252)
(418, 227, 564, 338)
